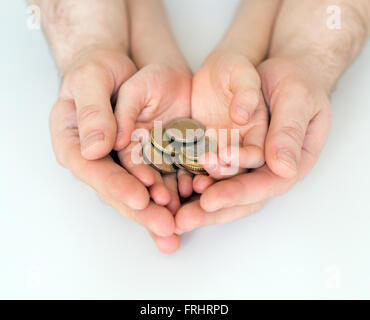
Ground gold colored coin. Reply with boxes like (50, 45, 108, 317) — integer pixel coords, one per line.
(142, 142, 176, 174)
(150, 127, 179, 156)
(164, 118, 205, 143)
(173, 158, 186, 170)
(173, 152, 186, 168)
(182, 164, 208, 175)
(177, 150, 201, 168)
(182, 136, 217, 162)
(174, 153, 207, 175)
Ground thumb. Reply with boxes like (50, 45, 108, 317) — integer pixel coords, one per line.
(68, 64, 117, 160)
(229, 63, 262, 126)
(265, 82, 314, 178)
(114, 76, 149, 151)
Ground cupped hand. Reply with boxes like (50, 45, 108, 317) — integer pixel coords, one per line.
(114, 63, 194, 205)
(191, 52, 268, 184)
(176, 57, 332, 233)
(50, 50, 179, 253)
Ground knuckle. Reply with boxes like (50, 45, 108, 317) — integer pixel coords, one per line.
(78, 104, 101, 125)
(214, 214, 229, 225)
(74, 62, 103, 77)
(105, 171, 125, 197)
(68, 62, 107, 88)
(279, 77, 311, 102)
(279, 121, 306, 146)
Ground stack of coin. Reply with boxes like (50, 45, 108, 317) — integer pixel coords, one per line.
(142, 118, 214, 175)
(176, 136, 216, 175)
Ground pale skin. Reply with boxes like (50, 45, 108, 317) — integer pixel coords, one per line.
(32, 0, 186, 253)
(177, 0, 370, 232)
(35, 0, 370, 253)
(191, 0, 281, 180)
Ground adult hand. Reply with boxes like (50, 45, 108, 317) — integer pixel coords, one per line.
(176, 57, 332, 232)
(50, 49, 178, 253)
(177, 0, 370, 233)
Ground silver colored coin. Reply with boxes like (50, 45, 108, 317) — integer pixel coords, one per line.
(164, 118, 205, 143)
(182, 136, 217, 161)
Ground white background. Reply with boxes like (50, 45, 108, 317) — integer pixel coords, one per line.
(1, 0, 370, 299)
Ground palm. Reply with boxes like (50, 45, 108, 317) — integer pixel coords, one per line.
(114, 63, 194, 206)
(135, 64, 191, 130)
(115, 63, 191, 140)
(191, 53, 268, 177)
(192, 57, 250, 135)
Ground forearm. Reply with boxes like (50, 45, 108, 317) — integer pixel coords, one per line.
(30, 0, 130, 74)
(217, 0, 282, 65)
(270, 0, 370, 93)
(127, 0, 189, 71)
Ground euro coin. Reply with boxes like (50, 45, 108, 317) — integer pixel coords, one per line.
(177, 150, 200, 168)
(164, 118, 205, 143)
(142, 142, 176, 174)
(174, 152, 207, 175)
(150, 127, 179, 156)
(182, 136, 217, 162)
(182, 164, 208, 175)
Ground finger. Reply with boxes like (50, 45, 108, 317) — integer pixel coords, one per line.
(177, 169, 193, 198)
(199, 166, 294, 212)
(199, 152, 245, 179)
(149, 170, 172, 206)
(220, 97, 268, 169)
(201, 107, 331, 211)
(163, 174, 181, 214)
(118, 141, 171, 206)
(298, 107, 332, 179)
(264, 82, 318, 178)
(118, 142, 155, 187)
(229, 63, 262, 126)
(50, 98, 150, 211)
(218, 145, 263, 169)
(103, 194, 175, 237)
(114, 75, 148, 150)
(193, 175, 215, 194)
(66, 64, 118, 160)
(176, 199, 265, 233)
(149, 231, 181, 254)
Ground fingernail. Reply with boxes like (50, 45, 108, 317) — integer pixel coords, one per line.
(82, 131, 105, 151)
(277, 149, 297, 171)
(236, 104, 250, 122)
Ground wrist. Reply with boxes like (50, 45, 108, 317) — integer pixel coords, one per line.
(131, 40, 191, 75)
(58, 45, 130, 77)
(58, 47, 133, 79)
(215, 40, 265, 67)
(39, 0, 130, 74)
(269, 0, 370, 94)
(128, 0, 190, 73)
(214, 0, 282, 66)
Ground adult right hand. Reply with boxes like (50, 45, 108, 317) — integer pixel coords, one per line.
(49, 49, 178, 253)
(177, 0, 370, 233)
(176, 57, 332, 232)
